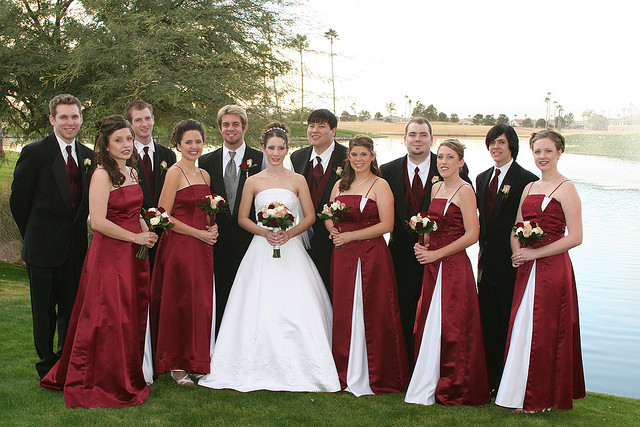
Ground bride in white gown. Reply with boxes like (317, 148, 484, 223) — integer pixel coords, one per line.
(198, 122, 339, 392)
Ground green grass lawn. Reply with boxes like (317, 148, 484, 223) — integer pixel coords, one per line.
(1, 262, 638, 425)
(565, 133, 640, 158)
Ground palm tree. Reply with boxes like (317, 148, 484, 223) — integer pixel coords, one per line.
(290, 34, 309, 123)
(545, 92, 551, 127)
(324, 28, 339, 114)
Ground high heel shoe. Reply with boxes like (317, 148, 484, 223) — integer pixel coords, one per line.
(170, 370, 195, 386)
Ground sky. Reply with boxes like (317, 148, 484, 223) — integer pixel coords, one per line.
(283, 0, 639, 121)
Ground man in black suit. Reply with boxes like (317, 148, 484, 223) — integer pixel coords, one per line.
(198, 105, 263, 335)
(124, 99, 177, 270)
(290, 109, 347, 295)
(380, 117, 442, 353)
(476, 124, 537, 396)
(10, 94, 95, 378)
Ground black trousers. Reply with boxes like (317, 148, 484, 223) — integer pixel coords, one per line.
(27, 257, 81, 379)
(478, 281, 515, 389)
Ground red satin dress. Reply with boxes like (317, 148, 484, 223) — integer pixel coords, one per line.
(331, 194, 409, 394)
(408, 198, 490, 406)
(497, 194, 585, 411)
(150, 184, 214, 374)
(40, 185, 150, 408)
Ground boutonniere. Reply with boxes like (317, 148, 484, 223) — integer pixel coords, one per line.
(431, 175, 441, 184)
(83, 158, 92, 172)
(240, 159, 258, 176)
(335, 166, 343, 177)
(500, 184, 511, 199)
(159, 160, 168, 175)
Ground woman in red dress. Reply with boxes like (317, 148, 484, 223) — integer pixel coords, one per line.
(406, 139, 490, 406)
(150, 119, 218, 386)
(326, 135, 409, 396)
(496, 129, 585, 412)
(40, 115, 158, 407)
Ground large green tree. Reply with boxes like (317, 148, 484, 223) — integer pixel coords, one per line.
(1, 0, 291, 139)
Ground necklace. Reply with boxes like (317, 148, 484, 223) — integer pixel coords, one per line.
(355, 175, 372, 186)
(266, 171, 285, 177)
(180, 162, 197, 176)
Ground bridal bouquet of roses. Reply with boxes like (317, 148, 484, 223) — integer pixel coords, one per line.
(318, 200, 352, 248)
(513, 221, 546, 246)
(407, 212, 437, 246)
(257, 201, 295, 258)
(136, 207, 174, 259)
(199, 194, 228, 225)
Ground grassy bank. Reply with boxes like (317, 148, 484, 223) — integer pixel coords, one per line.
(1, 262, 638, 425)
(565, 133, 640, 158)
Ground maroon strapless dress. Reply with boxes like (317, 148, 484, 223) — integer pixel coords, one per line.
(40, 185, 150, 408)
(330, 194, 409, 394)
(150, 184, 214, 374)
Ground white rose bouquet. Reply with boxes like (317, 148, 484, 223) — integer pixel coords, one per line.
(513, 220, 546, 246)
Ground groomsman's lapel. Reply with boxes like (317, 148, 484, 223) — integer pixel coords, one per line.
(48, 136, 73, 215)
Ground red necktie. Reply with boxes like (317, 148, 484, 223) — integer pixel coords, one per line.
(311, 156, 323, 207)
(411, 166, 424, 214)
(142, 146, 155, 200)
(65, 145, 80, 214)
(485, 168, 501, 220)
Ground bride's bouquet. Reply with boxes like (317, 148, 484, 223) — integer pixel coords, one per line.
(318, 200, 352, 248)
(199, 194, 228, 225)
(513, 221, 546, 246)
(407, 212, 437, 246)
(257, 201, 295, 258)
(136, 207, 174, 259)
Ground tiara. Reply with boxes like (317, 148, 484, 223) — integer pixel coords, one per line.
(265, 126, 286, 135)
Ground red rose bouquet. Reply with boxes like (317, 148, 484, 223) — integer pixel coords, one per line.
(136, 207, 174, 259)
(407, 212, 437, 246)
(257, 201, 295, 258)
(199, 194, 228, 225)
(318, 200, 352, 248)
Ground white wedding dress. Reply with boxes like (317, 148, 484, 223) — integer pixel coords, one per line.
(198, 188, 340, 392)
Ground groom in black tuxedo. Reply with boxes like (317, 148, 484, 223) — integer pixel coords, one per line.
(476, 124, 537, 395)
(198, 105, 263, 335)
(125, 99, 177, 270)
(290, 109, 347, 296)
(10, 94, 95, 378)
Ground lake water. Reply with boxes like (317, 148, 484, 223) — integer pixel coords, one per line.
(371, 136, 640, 399)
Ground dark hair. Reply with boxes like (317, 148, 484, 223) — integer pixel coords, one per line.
(49, 94, 82, 117)
(530, 128, 565, 152)
(261, 121, 289, 148)
(124, 99, 153, 122)
(95, 115, 137, 187)
(339, 134, 381, 192)
(171, 119, 205, 148)
(307, 109, 338, 130)
(485, 124, 519, 160)
(404, 117, 433, 136)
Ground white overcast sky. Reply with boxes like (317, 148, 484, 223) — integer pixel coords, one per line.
(283, 0, 639, 120)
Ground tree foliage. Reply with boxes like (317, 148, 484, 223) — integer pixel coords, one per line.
(535, 118, 546, 128)
(0, 0, 292, 139)
(437, 112, 447, 122)
(497, 114, 509, 125)
(522, 117, 534, 127)
(357, 110, 371, 122)
(449, 113, 459, 123)
(473, 113, 484, 125)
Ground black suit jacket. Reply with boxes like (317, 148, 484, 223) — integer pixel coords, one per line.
(10, 133, 95, 267)
(476, 161, 538, 287)
(381, 153, 441, 281)
(290, 141, 348, 285)
(199, 144, 264, 332)
(135, 142, 177, 209)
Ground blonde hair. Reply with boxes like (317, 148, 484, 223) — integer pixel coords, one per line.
(438, 138, 466, 159)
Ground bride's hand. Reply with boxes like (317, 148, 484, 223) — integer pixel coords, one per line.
(274, 230, 290, 245)
(264, 230, 279, 246)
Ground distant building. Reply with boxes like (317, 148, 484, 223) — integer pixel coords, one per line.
(510, 119, 525, 127)
(458, 118, 474, 125)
